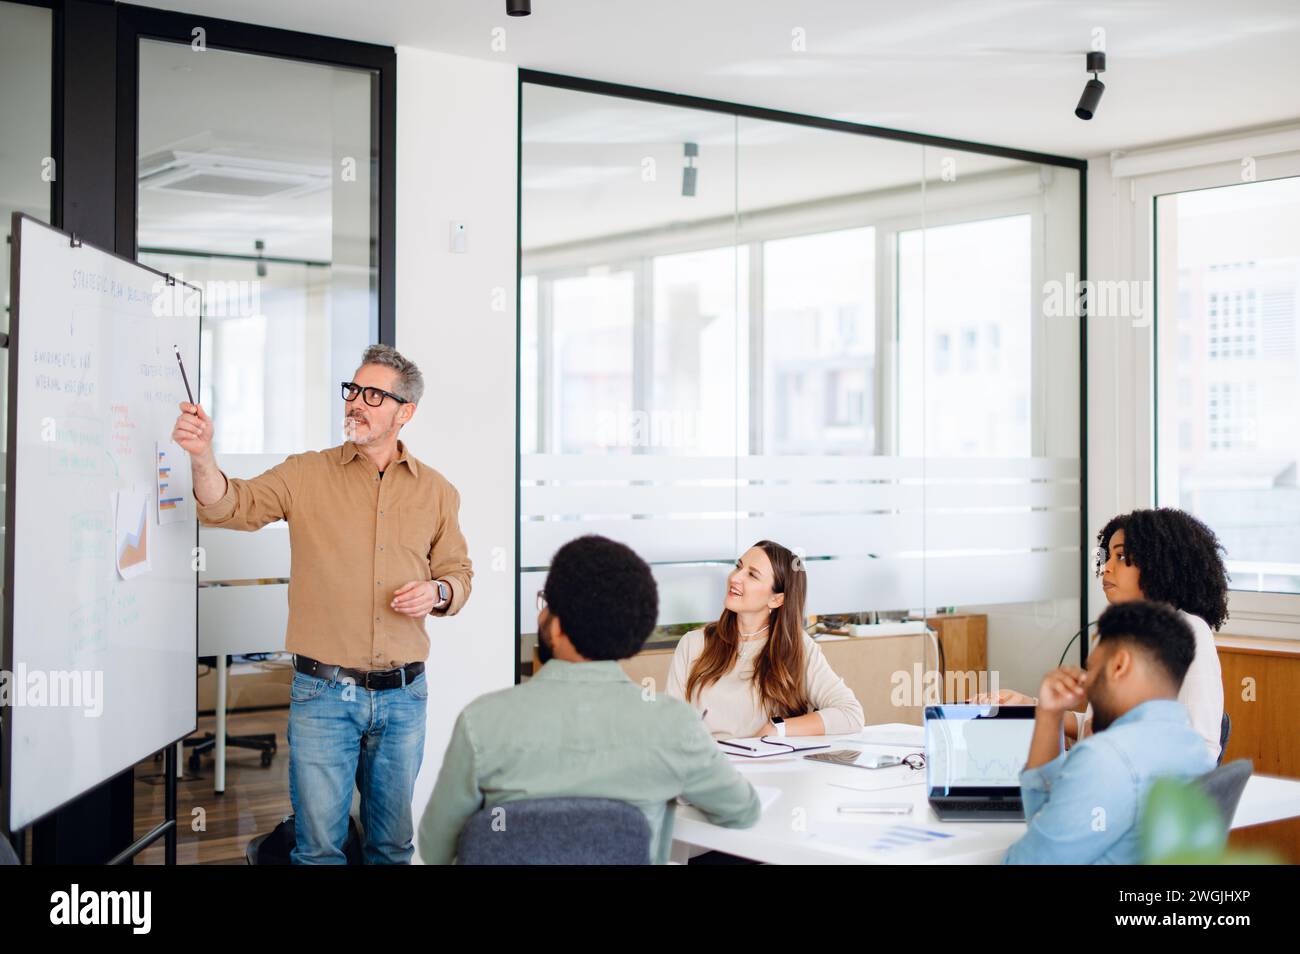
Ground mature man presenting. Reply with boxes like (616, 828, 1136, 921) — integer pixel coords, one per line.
(173, 343, 472, 864)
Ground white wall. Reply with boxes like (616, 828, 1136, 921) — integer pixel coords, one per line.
(1084, 154, 1147, 627)
(393, 47, 518, 846)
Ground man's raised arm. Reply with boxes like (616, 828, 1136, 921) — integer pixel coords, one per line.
(173, 401, 296, 531)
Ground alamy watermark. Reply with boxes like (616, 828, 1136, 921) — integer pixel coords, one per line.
(890, 664, 1000, 708)
(0, 666, 103, 717)
(152, 274, 262, 319)
(594, 405, 706, 449)
(1043, 272, 1153, 327)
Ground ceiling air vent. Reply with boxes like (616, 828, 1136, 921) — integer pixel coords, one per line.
(138, 148, 331, 199)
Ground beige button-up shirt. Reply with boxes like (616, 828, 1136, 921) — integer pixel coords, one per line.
(193, 438, 472, 670)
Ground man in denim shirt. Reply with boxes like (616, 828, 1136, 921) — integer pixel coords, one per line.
(1005, 601, 1215, 864)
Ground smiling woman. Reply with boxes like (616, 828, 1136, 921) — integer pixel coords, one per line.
(666, 540, 864, 740)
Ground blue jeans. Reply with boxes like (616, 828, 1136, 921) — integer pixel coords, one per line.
(287, 669, 427, 864)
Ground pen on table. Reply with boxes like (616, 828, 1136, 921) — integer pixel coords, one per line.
(718, 739, 758, 753)
(836, 803, 913, 815)
(173, 345, 195, 406)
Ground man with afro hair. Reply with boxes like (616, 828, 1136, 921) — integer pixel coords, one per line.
(417, 535, 760, 863)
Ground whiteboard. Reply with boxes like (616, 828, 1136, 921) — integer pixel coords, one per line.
(3, 214, 200, 831)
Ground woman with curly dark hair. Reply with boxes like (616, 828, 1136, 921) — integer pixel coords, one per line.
(986, 508, 1227, 760)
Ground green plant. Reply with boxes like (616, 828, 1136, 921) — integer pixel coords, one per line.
(1140, 777, 1279, 864)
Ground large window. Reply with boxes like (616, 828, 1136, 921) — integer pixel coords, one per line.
(1156, 175, 1300, 594)
(898, 215, 1032, 458)
(763, 228, 873, 455)
(519, 77, 1083, 686)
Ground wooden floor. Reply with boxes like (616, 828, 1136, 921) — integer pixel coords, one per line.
(133, 708, 292, 865)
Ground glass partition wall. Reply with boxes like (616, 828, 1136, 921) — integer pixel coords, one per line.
(0, 0, 53, 670)
(519, 77, 1083, 693)
(135, 38, 379, 455)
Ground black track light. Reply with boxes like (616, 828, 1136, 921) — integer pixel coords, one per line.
(507, 0, 531, 16)
(1075, 50, 1106, 120)
(682, 142, 698, 197)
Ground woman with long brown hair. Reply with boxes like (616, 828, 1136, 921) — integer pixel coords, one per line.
(666, 540, 863, 740)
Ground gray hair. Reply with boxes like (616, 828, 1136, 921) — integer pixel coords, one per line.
(358, 343, 424, 404)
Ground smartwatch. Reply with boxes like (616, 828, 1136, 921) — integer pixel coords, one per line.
(771, 716, 787, 738)
(434, 580, 450, 608)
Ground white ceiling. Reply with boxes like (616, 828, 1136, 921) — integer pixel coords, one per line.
(137, 0, 1300, 160)
(521, 83, 1022, 249)
(9, 1, 1297, 260)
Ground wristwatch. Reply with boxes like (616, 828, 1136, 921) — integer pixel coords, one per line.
(433, 579, 450, 609)
(771, 716, 787, 738)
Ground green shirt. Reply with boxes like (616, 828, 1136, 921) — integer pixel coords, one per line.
(418, 659, 762, 864)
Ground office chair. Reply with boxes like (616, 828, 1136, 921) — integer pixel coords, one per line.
(184, 655, 278, 770)
(1218, 711, 1231, 766)
(1195, 759, 1253, 829)
(456, 797, 651, 864)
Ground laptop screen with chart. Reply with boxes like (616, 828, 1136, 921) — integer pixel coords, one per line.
(925, 705, 1035, 818)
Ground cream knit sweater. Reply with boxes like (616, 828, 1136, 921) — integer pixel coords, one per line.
(665, 628, 865, 740)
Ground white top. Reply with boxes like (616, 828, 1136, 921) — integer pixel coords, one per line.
(1077, 609, 1223, 761)
(666, 628, 865, 740)
(1177, 610, 1225, 761)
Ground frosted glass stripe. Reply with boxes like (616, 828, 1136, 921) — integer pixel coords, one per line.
(522, 479, 1078, 516)
(521, 510, 1077, 565)
(921, 550, 1078, 607)
(523, 454, 1079, 483)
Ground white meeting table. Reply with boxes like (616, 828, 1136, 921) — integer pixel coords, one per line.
(670, 723, 1300, 865)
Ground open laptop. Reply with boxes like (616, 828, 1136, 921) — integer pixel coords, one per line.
(925, 704, 1036, 821)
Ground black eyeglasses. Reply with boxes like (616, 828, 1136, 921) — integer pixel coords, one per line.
(341, 382, 409, 407)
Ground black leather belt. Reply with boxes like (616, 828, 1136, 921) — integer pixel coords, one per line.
(293, 654, 425, 691)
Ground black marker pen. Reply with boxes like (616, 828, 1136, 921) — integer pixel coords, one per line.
(173, 345, 195, 406)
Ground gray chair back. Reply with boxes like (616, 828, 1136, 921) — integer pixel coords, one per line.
(1195, 759, 1252, 828)
(456, 797, 651, 865)
(1217, 711, 1231, 765)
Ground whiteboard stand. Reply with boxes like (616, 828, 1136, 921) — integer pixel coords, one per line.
(215, 654, 228, 793)
(3, 214, 199, 863)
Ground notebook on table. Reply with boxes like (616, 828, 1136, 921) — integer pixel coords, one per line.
(717, 736, 832, 759)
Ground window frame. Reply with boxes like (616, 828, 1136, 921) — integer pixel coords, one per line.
(1139, 153, 1300, 635)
